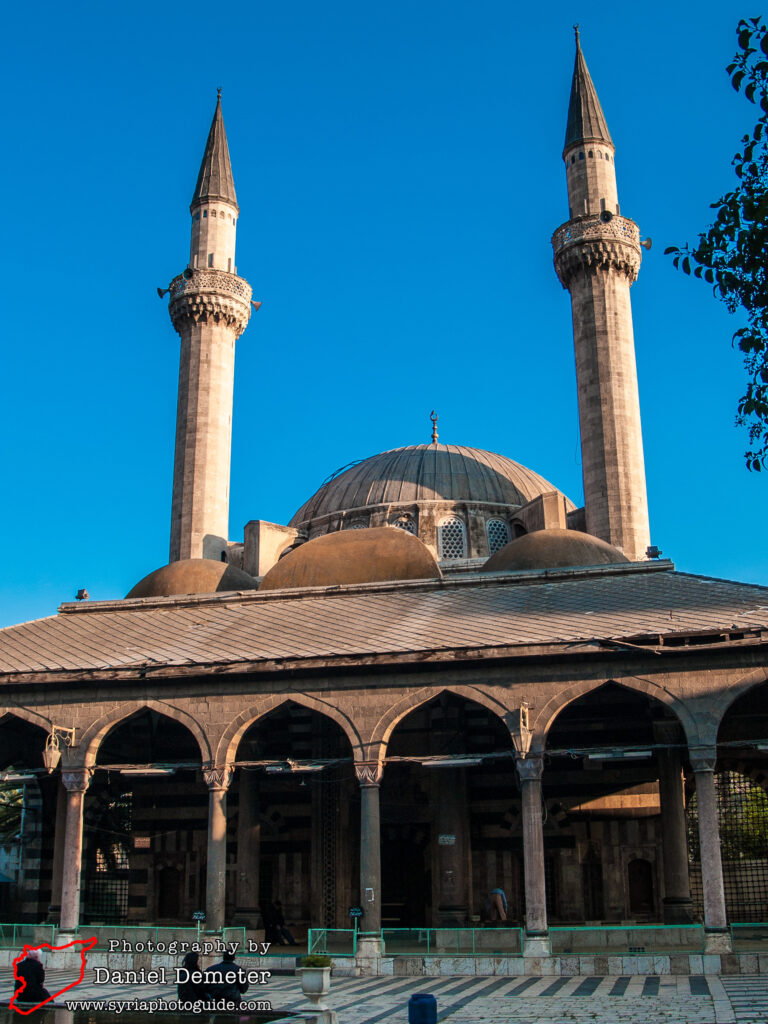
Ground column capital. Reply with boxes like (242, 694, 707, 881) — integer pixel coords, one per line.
(515, 755, 544, 783)
(203, 765, 234, 791)
(690, 747, 718, 773)
(62, 769, 91, 793)
(355, 761, 383, 787)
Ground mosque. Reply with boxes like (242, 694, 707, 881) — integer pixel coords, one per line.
(1, 33, 768, 973)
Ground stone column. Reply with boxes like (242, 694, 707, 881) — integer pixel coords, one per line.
(48, 780, 68, 922)
(654, 724, 693, 923)
(60, 769, 91, 931)
(204, 766, 233, 931)
(434, 769, 470, 926)
(517, 756, 548, 955)
(690, 748, 730, 952)
(235, 770, 260, 926)
(355, 761, 383, 970)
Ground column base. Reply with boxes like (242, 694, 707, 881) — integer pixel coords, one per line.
(48, 934, 89, 969)
(523, 933, 550, 957)
(662, 897, 694, 925)
(355, 935, 381, 976)
(703, 929, 732, 953)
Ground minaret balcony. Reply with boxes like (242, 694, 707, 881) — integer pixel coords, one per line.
(551, 213, 640, 256)
(169, 267, 252, 303)
(168, 268, 252, 337)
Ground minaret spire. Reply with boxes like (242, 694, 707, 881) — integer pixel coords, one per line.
(552, 32, 650, 562)
(564, 26, 613, 152)
(164, 94, 253, 563)
(192, 90, 238, 211)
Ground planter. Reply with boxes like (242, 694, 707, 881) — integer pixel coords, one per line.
(298, 966, 331, 1009)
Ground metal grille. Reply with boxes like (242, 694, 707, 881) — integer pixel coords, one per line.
(393, 516, 416, 535)
(86, 878, 129, 922)
(439, 517, 466, 560)
(318, 719, 338, 928)
(344, 520, 368, 530)
(687, 770, 768, 922)
(486, 519, 510, 555)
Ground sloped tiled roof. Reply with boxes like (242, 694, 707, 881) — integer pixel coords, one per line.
(1, 564, 767, 681)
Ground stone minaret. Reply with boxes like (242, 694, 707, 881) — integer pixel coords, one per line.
(553, 30, 650, 562)
(166, 92, 252, 563)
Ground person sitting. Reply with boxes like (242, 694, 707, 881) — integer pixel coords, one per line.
(177, 951, 208, 1004)
(204, 950, 248, 1006)
(14, 949, 51, 1006)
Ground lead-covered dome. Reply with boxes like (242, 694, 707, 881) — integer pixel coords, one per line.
(259, 527, 441, 590)
(483, 528, 629, 572)
(290, 444, 569, 526)
(126, 559, 259, 599)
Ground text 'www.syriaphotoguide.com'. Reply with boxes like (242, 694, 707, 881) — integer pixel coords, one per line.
(65, 999, 273, 1013)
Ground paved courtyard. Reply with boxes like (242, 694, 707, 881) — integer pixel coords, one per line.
(6, 968, 768, 1023)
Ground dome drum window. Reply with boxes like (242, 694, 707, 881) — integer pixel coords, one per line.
(391, 513, 416, 535)
(438, 516, 467, 560)
(344, 518, 369, 530)
(486, 518, 511, 555)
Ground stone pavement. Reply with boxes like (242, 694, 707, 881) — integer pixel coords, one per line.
(6, 968, 768, 1023)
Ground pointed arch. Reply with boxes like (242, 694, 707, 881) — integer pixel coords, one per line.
(79, 701, 211, 766)
(370, 685, 515, 759)
(711, 669, 768, 743)
(530, 677, 697, 754)
(216, 693, 362, 765)
(0, 708, 53, 733)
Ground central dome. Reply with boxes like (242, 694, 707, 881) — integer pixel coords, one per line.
(290, 444, 568, 526)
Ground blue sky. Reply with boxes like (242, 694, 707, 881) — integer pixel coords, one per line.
(0, 0, 763, 627)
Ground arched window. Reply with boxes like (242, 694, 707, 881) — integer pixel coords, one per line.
(391, 513, 416, 535)
(486, 518, 510, 555)
(588, 150, 594, 158)
(438, 516, 466, 560)
(344, 518, 368, 530)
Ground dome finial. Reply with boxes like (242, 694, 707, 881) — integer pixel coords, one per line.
(430, 410, 439, 444)
(574, 23, 580, 48)
(217, 86, 222, 100)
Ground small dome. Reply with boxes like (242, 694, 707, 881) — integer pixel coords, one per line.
(126, 559, 259, 599)
(483, 528, 629, 572)
(259, 527, 441, 591)
(290, 444, 571, 526)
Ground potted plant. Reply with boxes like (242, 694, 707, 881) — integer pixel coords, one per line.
(297, 954, 332, 1009)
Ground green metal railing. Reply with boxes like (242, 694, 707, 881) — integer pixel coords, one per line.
(70, 924, 247, 951)
(380, 927, 523, 956)
(731, 922, 768, 951)
(307, 928, 357, 957)
(0, 924, 56, 949)
(549, 924, 706, 955)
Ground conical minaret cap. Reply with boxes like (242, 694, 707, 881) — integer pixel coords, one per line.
(191, 91, 239, 212)
(564, 28, 613, 152)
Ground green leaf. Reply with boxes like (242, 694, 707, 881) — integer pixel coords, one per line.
(663, 246, 680, 254)
(682, 256, 691, 275)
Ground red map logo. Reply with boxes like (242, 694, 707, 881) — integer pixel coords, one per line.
(10, 937, 97, 1014)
